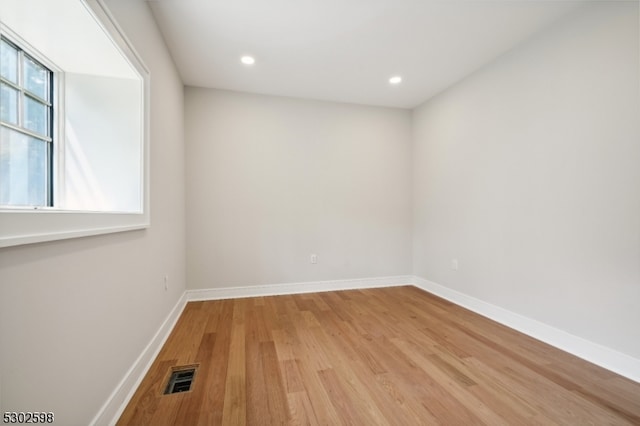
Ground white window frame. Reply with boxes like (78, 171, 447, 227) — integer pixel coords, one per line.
(1, 27, 63, 209)
(0, 0, 150, 248)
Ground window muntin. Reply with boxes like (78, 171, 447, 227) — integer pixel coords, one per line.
(0, 38, 18, 84)
(0, 0, 150, 248)
(0, 36, 53, 207)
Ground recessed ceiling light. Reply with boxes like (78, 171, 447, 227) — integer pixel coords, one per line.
(241, 56, 255, 65)
(389, 75, 402, 85)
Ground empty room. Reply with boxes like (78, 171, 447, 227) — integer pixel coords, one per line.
(0, 0, 639, 424)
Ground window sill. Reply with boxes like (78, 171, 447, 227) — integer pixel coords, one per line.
(0, 209, 149, 248)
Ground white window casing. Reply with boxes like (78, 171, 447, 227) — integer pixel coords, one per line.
(0, 0, 150, 248)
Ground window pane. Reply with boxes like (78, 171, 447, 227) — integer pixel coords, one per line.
(0, 127, 48, 206)
(0, 39, 18, 84)
(23, 56, 48, 100)
(0, 83, 19, 124)
(24, 96, 49, 135)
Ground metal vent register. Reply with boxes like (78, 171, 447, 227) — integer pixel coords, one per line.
(164, 366, 197, 395)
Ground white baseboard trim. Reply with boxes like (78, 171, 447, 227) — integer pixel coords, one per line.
(90, 293, 188, 426)
(91, 275, 410, 425)
(186, 275, 414, 301)
(412, 276, 640, 383)
(93, 273, 639, 425)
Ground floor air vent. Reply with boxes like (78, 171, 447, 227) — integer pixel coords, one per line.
(164, 365, 197, 395)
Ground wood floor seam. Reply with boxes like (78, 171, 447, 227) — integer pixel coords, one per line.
(117, 286, 640, 425)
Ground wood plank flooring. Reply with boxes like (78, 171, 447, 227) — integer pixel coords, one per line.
(117, 286, 640, 425)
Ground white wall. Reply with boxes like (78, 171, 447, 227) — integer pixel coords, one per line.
(64, 73, 142, 212)
(0, 0, 135, 79)
(412, 2, 640, 359)
(2, 1, 638, 422)
(0, 1, 186, 424)
(186, 89, 412, 289)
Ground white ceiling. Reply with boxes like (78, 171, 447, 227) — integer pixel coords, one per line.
(147, 0, 585, 109)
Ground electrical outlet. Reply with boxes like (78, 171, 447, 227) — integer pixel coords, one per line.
(310, 254, 318, 264)
(451, 259, 459, 271)
(164, 275, 169, 291)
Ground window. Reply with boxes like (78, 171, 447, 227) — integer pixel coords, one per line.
(0, 36, 54, 207)
(0, 0, 149, 248)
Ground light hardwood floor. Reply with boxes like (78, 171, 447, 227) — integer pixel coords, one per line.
(118, 286, 640, 425)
